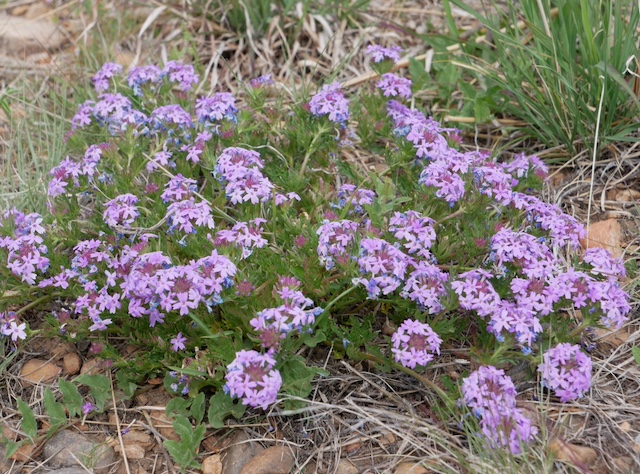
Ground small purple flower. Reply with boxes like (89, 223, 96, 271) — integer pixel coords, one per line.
(316, 219, 360, 270)
(163, 60, 199, 92)
(224, 350, 282, 410)
(196, 93, 238, 124)
(103, 194, 140, 228)
(538, 343, 591, 402)
(391, 319, 442, 369)
(582, 247, 626, 280)
(170, 333, 187, 351)
(376, 73, 412, 99)
(332, 184, 376, 214)
(128, 65, 163, 96)
(460, 366, 537, 454)
(82, 402, 95, 415)
(366, 44, 402, 63)
(1, 319, 27, 342)
(250, 74, 274, 88)
(308, 82, 350, 124)
(92, 62, 122, 93)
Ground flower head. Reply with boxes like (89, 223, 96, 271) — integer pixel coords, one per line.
(224, 350, 282, 410)
(308, 82, 350, 124)
(391, 319, 442, 369)
(366, 44, 402, 63)
(538, 343, 591, 402)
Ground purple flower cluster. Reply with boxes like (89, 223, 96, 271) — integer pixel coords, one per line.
(376, 73, 412, 99)
(250, 74, 274, 88)
(215, 218, 268, 259)
(366, 44, 402, 63)
(354, 238, 410, 298)
(103, 194, 140, 228)
(128, 65, 163, 96)
(401, 261, 449, 313)
(0, 209, 50, 285)
(389, 211, 436, 259)
(166, 198, 214, 236)
(490, 228, 556, 279)
(249, 277, 322, 350)
(391, 319, 442, 369)
(92, 62, 123, 93)
(461, 366, 537, 454)
(538, 343, 591, 402)
(215, 147, 274, 205)
(224, 349, 282, 410)
(196, 93, 238, 125)
(163, 60, 199, 92)
(316, 219, 359, 270)
(308, 82, 350, 124)
(331, 184, 376, 214)
(48, 145, 103, 198)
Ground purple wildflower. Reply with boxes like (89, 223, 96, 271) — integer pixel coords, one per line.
(103, 194, 140, 228)
(332, 184, 376, 214)
(163, 60, 199, 92)
(250, 74, 274, 88)
(166, 198, 215, 235)
(391, 319, 442, 369)
(1, 314, 27, 342)
(170, 333, 187, 351)
(451, 269, 500, 318)
(127, 65, 163, 96)
(502, 153, 548, 180)
(161, 174, 198, 203)
(308, 82, 350, 124)
(376, 73, 412, 99)
(389, 210, 436, 259)
(196, 93, 238, 124)
(82, 402, 95, 415)
(215, 219, 267, 259)
(489, 228, 557, 279)
(582, 247, 626, 280)
(316, 219, 360, 270)
(538, 343, 592, 402)
(92, 62, 122, 93)
(354, 238, 411, 299)
(461, 366, 537, 454)
(224, 350, 282, 410)
(366, 44, 402, 63)
(400, 262, 448, 313)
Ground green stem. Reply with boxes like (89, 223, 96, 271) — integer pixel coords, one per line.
(435, 206, 466, 226)
(14, 292, 61, 317)
(318, 285, 359, 323)
(361, 351, 453, 407)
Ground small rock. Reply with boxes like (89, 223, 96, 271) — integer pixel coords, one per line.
(580, 219, 623, 258)
(122, 430, 154, 449)
(0, 13, 66, 57)
(619, 421, 632, 433)
(50, 341, 75, 360)
(614, 188, 640, 202)
(222, 431, 263, 474)
(20, 359, 61, 386)
(380, 430, 396, 446)
(335, 459, 359, 474)
(115, 443, 145, 460)
(240, 446, 296, 474)
(202, 454, 223, 474)
(548, 438, 597, 466)
(62, 352, 82, 375)
(43, 430, 117, 474)
(394, 463, 429, 474)
(80, 358, 103, 375)
(202, 434, 224, 453)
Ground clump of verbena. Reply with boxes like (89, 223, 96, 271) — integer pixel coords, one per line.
(0, 46, 631, 455)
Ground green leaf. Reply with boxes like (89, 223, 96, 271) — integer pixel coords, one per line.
(17, 399, 37, 440)
(59, 379, 83, 418)
(190, 392, 205, 425)
(3, 440, 22, 460)
(165, 397, 191, 418)
(474, 99, 491, 123)
(408, 58, 430, 89)
(115, 371, 138, 399)
(632, 347, 640, 365)
(171, 415, 195, 443)
(74, 374, 111, 411)
(207, 392, 246, 429)
(280, 355, 321, 400)
(43, 389, 67, 431)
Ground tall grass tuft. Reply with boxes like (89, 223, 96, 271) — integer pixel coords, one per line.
(444, 0, 640, 158)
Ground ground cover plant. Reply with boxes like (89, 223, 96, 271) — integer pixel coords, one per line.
(0, 29, 636, 472)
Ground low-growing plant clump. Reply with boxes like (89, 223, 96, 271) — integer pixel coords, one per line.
(0, 45, 632, 467)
